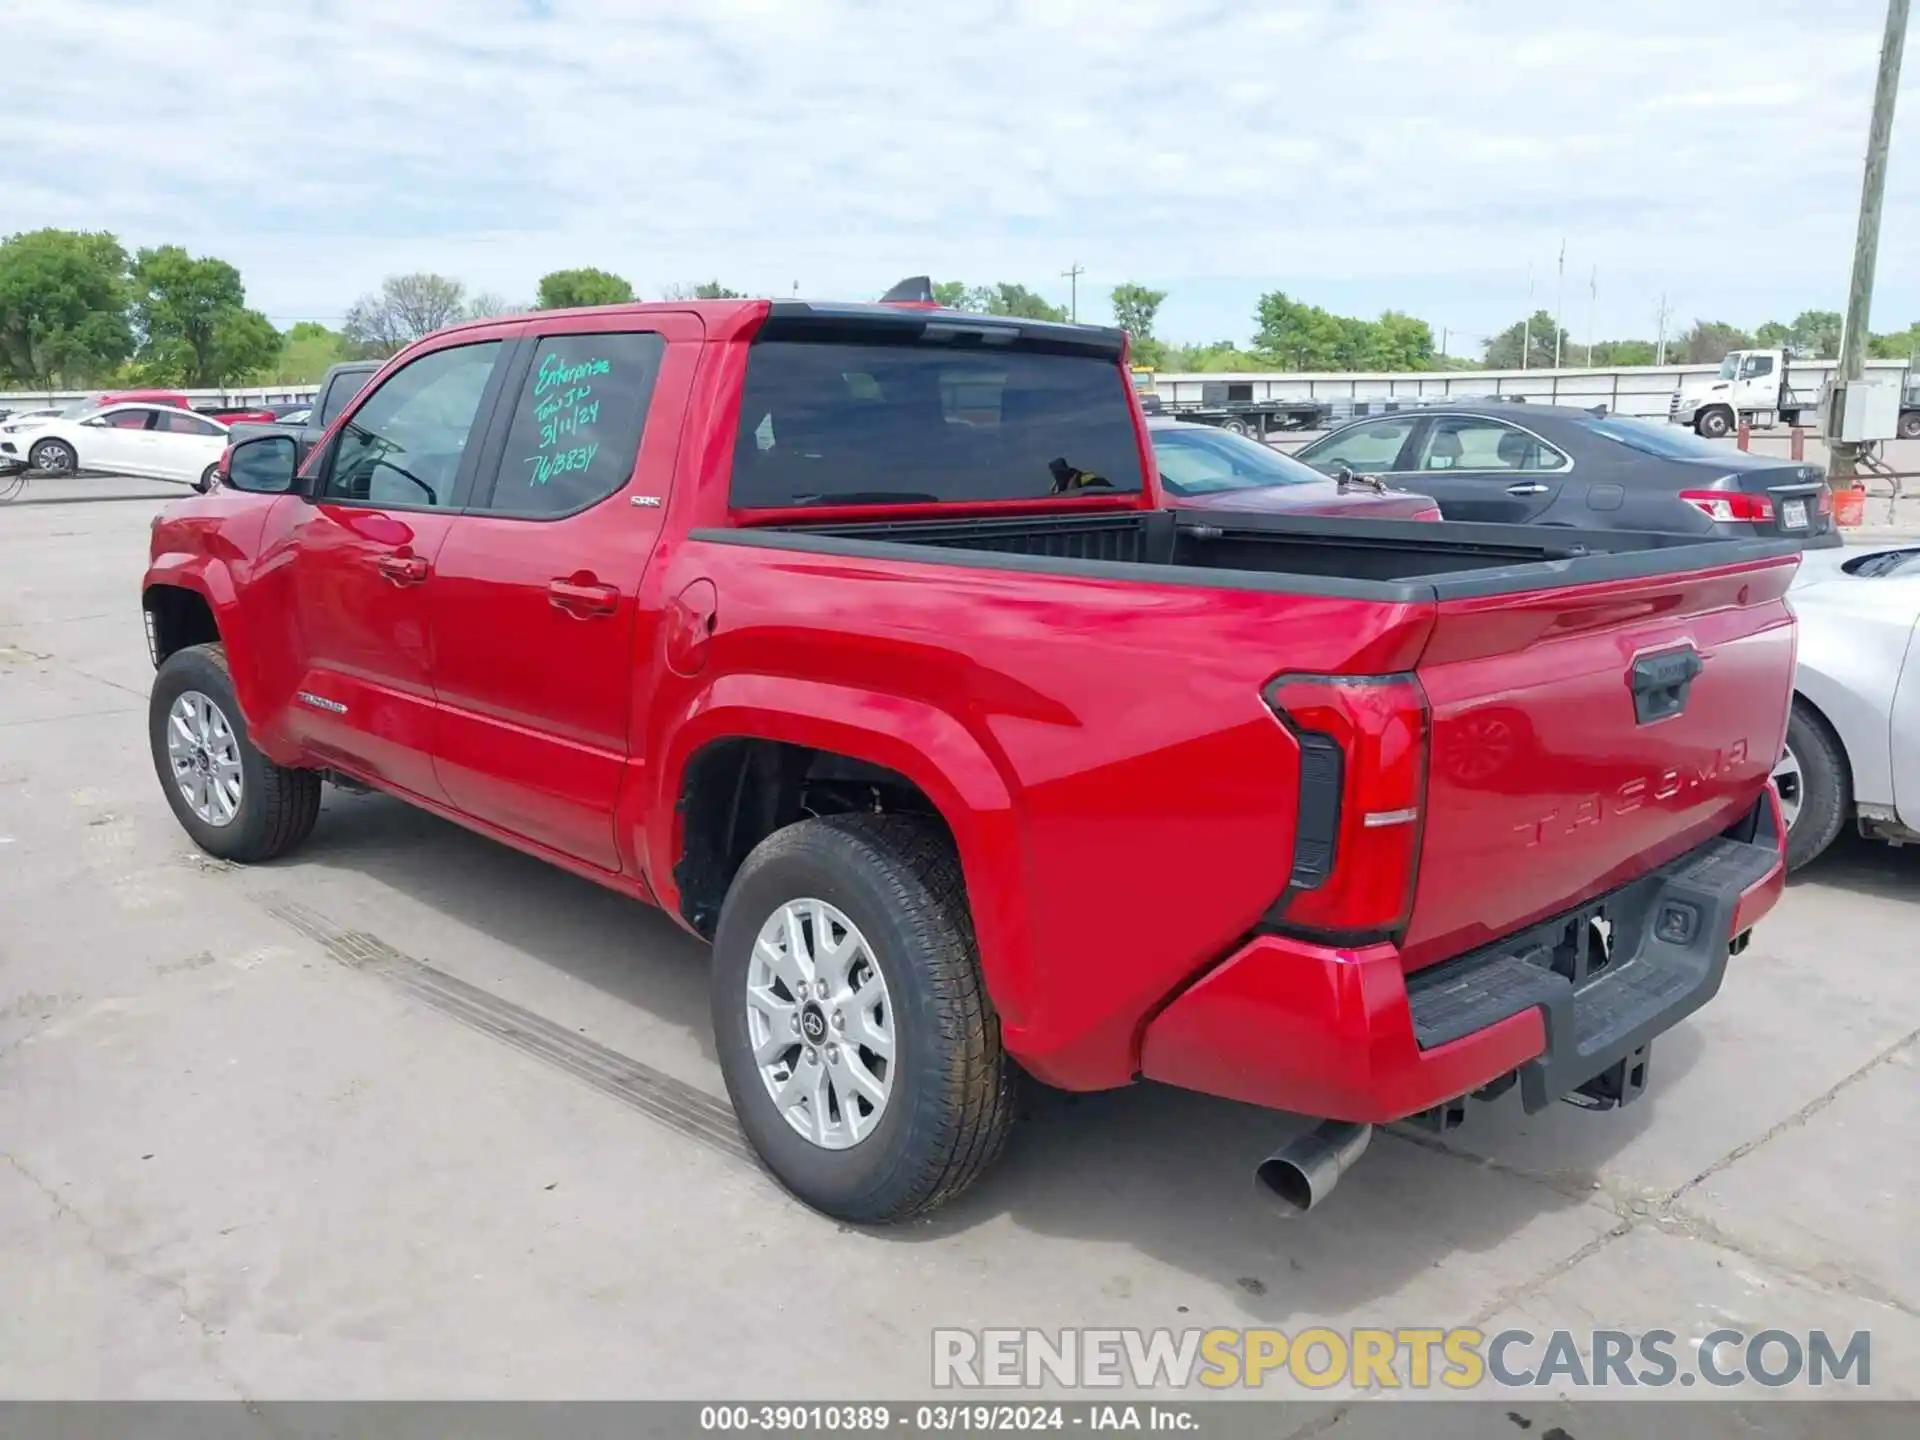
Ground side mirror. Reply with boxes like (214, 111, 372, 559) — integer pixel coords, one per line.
(225, 434, 299, 494)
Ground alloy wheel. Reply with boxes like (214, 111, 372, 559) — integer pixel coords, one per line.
(166, 689, 244, 826)
(745, 898, 895, 1150)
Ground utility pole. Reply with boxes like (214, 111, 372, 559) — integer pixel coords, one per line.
(1440, 327, 1449, 360)
(1828, 0, 1909, 490)
(1553, 239, 1566, 369)
(1585, 265, 1597, 366)
(1521, 264, 1534, 370)
(1061, 262, 1085, 323)
(1654, 292, 1673, 366)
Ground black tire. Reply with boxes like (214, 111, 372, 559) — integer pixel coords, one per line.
(1781, 702, 1849, 872)
(1221, 417, 1251, 437)
(199, 463, 219, 492)
(148, 642, 321, 863)
(1899, 410, 1920, 440)
(1696, 407, 1733, 440)
(711, 813, 1014, 1223)
(29, 437, 76, 475)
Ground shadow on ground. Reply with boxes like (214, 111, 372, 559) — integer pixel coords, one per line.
(285, 789, 1626, 1322)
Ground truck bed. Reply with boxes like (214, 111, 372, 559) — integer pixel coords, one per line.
(706, 506, 1796, 601)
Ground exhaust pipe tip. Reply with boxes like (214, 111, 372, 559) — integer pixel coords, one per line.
(1254, 1120, 1373, 1215)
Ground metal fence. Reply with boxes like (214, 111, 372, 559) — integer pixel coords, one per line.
(0, 384, 319, 409)
(1145, 358, 1914, 422)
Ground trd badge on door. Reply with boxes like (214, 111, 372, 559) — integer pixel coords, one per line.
(295, 690, 348, 714)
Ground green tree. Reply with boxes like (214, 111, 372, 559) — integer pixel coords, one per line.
(1753, 320, 1792, 350)
(1165, 340, 1266, 372)
(1674, 320, 1753, 365)
(1868, 322, 1919, 361)
(931, 280, 971, 309)
(1359, 310, 1435, 371)
(1587, 338, 1658, 366)
(128, 245, 279, 384)
(1109, 283, 1166, 340)
(1483, 311, 1570, 370)
(343, 273, 469, 356)
(272, 321, 347, 383)
(1787, 309, 1843, 358)
(1252, 292, 1351, 369)
(0, 228, 134, 385)
(662, 280, 745, 300)
(536, 267, 634, 309)
(974, 283, 1066, 321)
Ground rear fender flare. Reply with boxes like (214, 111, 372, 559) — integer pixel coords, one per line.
(646, 674, 1034, 1027)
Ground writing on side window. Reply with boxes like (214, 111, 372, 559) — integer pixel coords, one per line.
(526, 352, 612, 486)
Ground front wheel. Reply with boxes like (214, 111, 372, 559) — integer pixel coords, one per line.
(29, 438, 76, 475)
(1775, 703, 1849, 871)
(711, 813, 1014, 1223)
(149, 643, 322, 863)
(1696, 408, 1733, 440)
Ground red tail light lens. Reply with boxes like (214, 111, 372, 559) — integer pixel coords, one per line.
(1264, 673, 1430, 940)
(1680, 489, 1774, 522)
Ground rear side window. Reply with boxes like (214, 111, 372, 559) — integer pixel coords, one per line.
(320, 370, 374, 425)
(730, 341, 1144, 508)
(477, 331, 665, 518)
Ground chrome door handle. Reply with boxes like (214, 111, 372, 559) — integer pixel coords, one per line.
(1505, 482, 1550, 496)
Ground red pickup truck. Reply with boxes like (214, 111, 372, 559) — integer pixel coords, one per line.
(143, 298, 1793, 1223)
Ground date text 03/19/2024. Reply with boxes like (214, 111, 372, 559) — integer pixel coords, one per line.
(698, 1404, 1197, 1432)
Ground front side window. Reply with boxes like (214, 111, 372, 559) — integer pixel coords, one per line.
(320, 342, 501, 509)
(1298, 417, 1417, 472)
(477, 331, 664, 518)
(1152, 425, 1322, 496)
(730, 341, 1145, 508)
(1741, 355, 1775, 379)
(95, 408, 154, 431)
(1416, 417, 1569, 472)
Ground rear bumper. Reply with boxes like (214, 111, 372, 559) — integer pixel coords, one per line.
(1139, 792, 1786, 1123)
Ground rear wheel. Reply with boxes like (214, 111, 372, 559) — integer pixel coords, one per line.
(711, 813, 1014, 1223)
(1775, 702, 1849, 871)
(1696, 407, 1733, 440)
(1899, 410, 1920, 440)
(1220, 417, 1251, 437)
(28, 437, 76, 475)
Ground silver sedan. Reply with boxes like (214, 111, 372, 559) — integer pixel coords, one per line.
(1778, 543, 1920, 868)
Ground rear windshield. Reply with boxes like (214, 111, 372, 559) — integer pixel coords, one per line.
(730, 341, 1144, 509)
(1584, 415, 1734, 460)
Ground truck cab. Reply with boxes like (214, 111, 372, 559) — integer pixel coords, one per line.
(1669, 349, 1817, 437)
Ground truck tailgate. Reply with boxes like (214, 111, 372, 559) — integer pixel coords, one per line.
(1400, 555, 1797, 972)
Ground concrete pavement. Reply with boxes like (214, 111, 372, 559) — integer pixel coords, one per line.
(1, 497, 1915, 1412)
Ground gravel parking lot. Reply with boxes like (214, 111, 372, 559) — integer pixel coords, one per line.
(1, 495, 1916, 1414)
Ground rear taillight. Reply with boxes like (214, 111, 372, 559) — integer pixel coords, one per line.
(1681, 489, 1774, 522)
(1411, 505, 1443, 522)
(1263, 673, 1429, 941)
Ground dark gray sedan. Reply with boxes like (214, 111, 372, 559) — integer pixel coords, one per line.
(1292, 404, 1840, 548)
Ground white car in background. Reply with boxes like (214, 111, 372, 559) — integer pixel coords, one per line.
(1777, 543, 1920, 869)
(0, 403, 230, 486)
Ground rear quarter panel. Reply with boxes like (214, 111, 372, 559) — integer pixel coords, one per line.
(645, 535, 1436, 1088)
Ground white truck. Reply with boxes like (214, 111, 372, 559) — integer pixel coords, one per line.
(1668, 349, 1824, 438)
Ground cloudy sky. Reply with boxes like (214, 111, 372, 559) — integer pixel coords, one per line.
(2, 0, 1914, 353)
